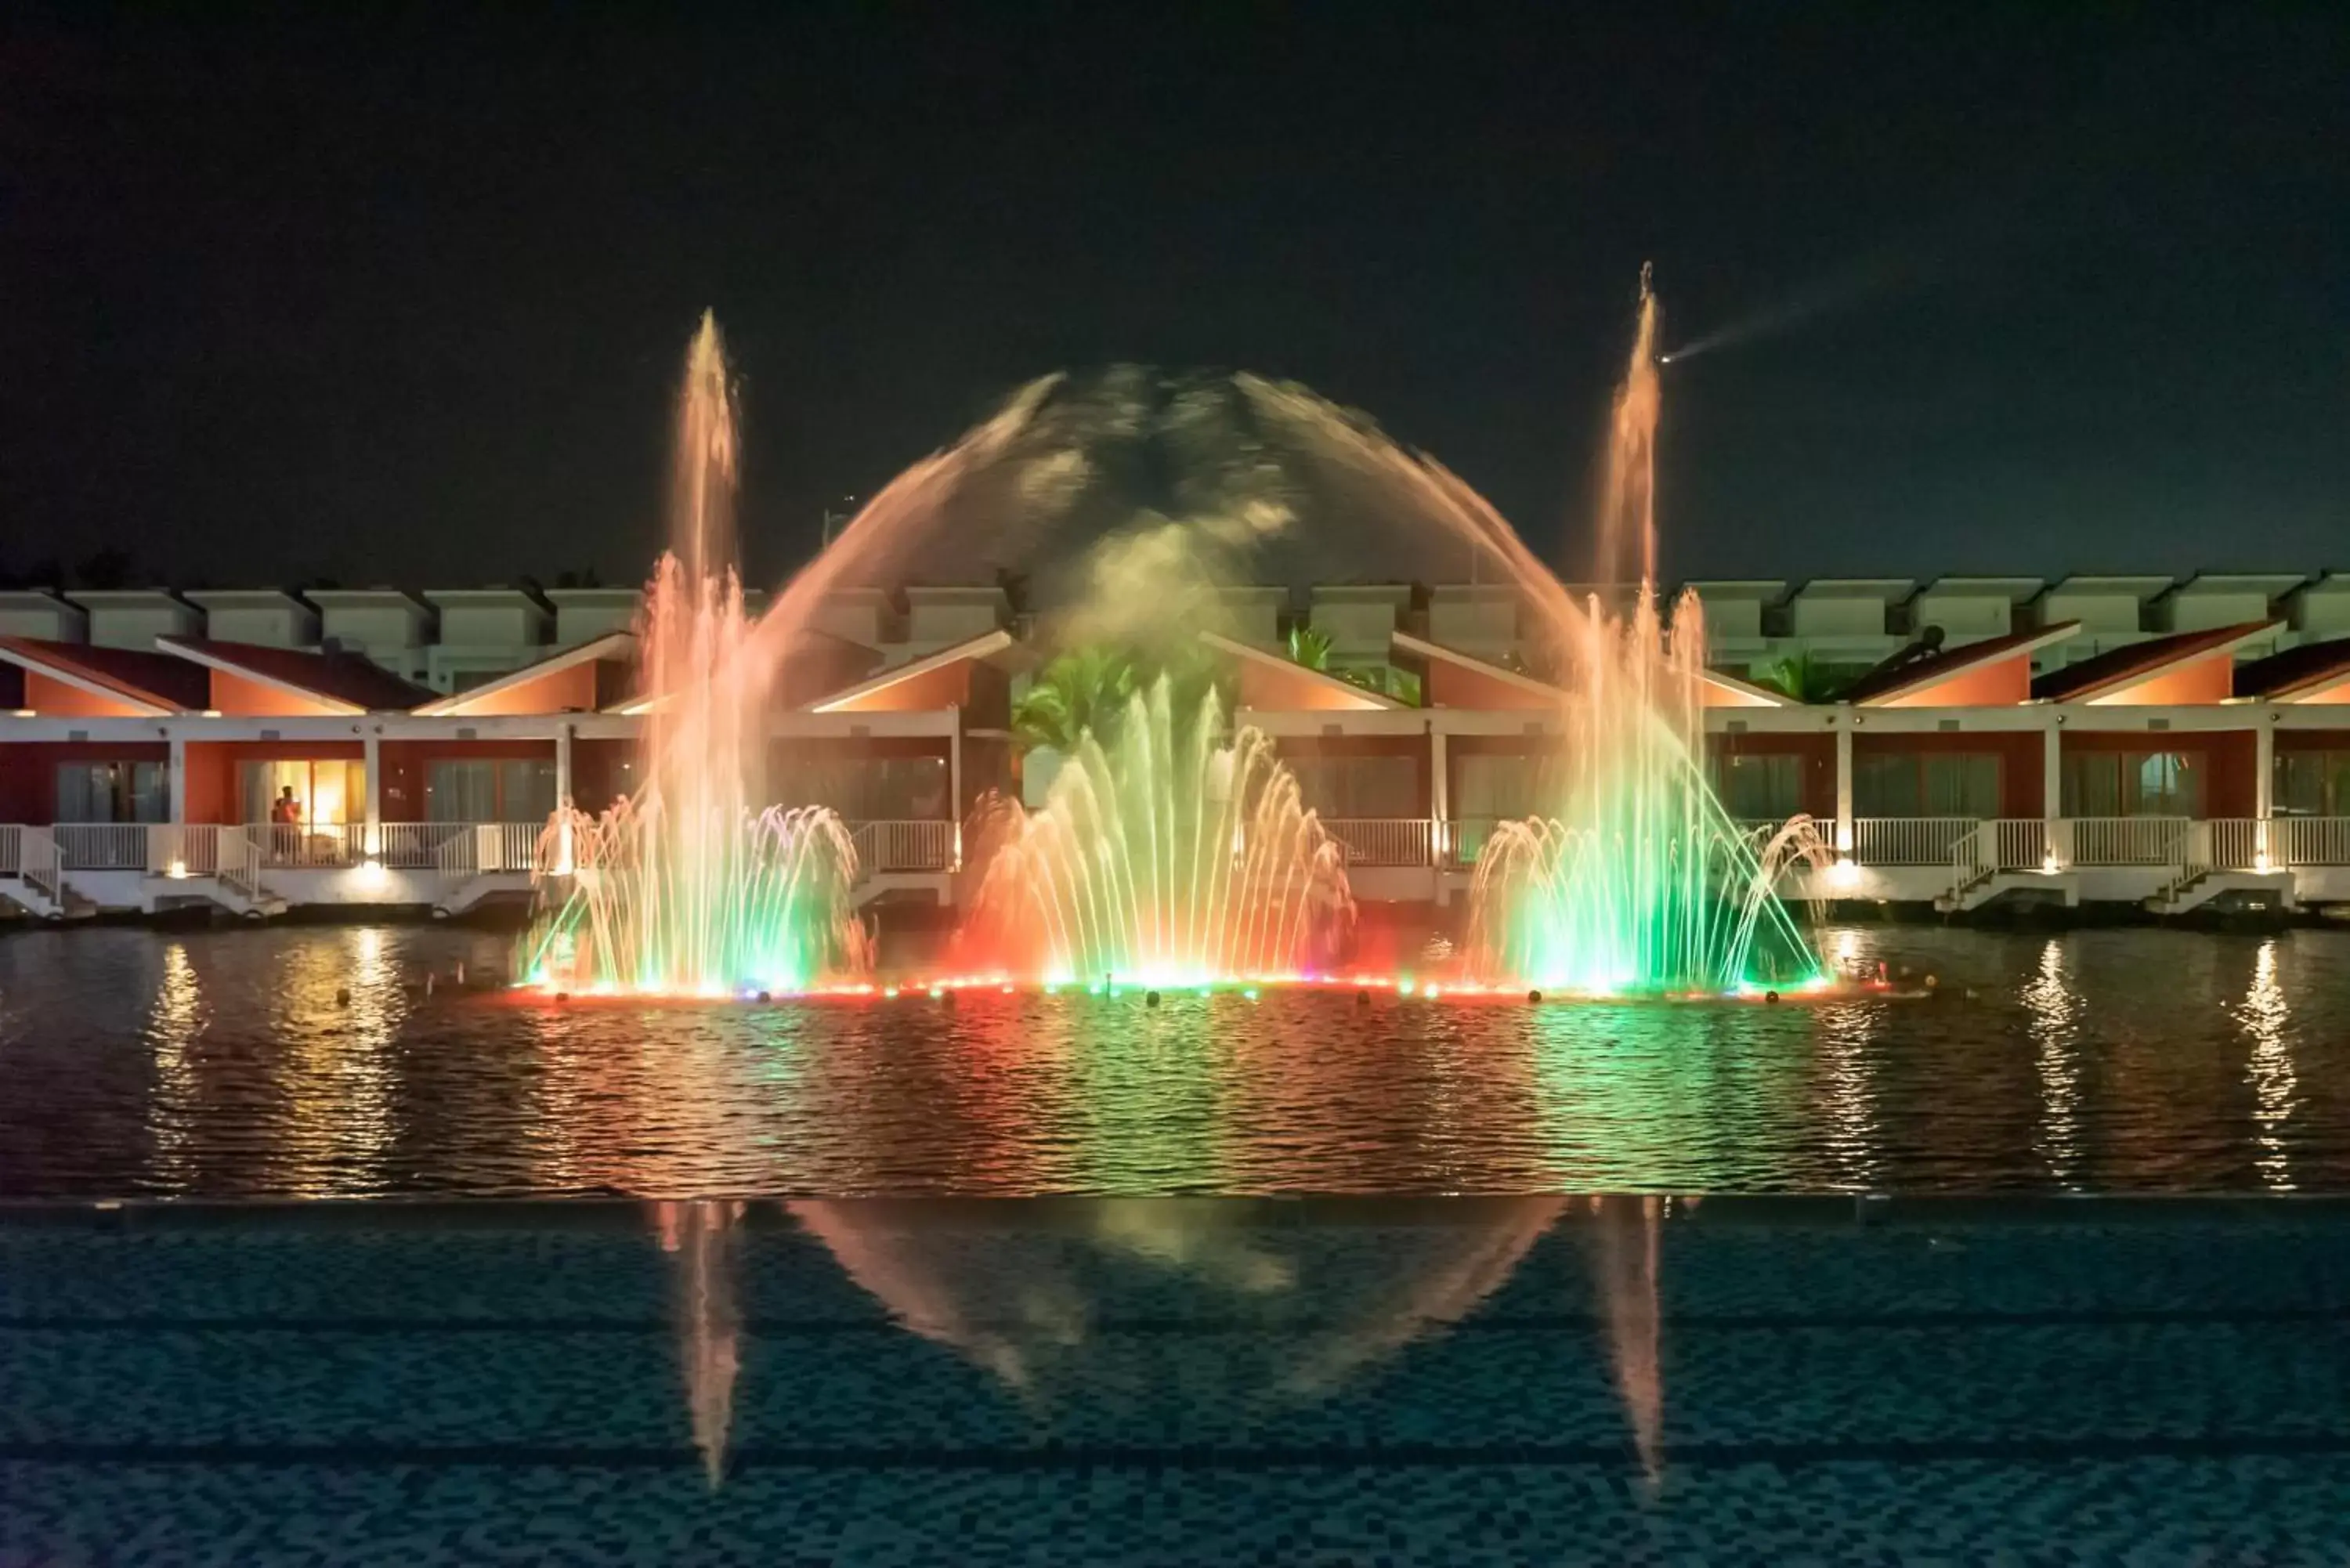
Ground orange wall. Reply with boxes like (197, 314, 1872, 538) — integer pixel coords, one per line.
(208, 668, 349, 717)
(2290, 675, 2350, 706)
(24, 670, 153, 717)
(1426, 661, 1555, 710)
(825, 659, 970, 713)
(1238, 659, 1388, 712)
(2092, 653, 2233, 706)
(439, 663, 597, 717)
(1876, 656, 2031, 708)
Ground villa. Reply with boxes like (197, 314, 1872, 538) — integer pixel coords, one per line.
(2, 571, 2346, 923)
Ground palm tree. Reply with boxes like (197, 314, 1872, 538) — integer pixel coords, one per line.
(1754, 651, 1849, 704)
(1286, 623, 1335, 670)
(1011, 648, 1138, 754)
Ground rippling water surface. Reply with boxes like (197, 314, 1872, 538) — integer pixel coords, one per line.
(2, 922, 2347, 1197)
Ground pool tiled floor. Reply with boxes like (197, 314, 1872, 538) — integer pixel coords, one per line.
(3, 1198, 2346, 1564)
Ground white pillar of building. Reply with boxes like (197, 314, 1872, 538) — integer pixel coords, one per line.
(361, 728, 381, 851)
(948, 706, 964, 870)
(1428, 722, 1449, 869)
(2042, 721, 2063, 819)
(1832, 715, 1854, 854)
(2255, 710, 2276, 865)
(167, 732, 188, 824)
(554, 722, 574, 807)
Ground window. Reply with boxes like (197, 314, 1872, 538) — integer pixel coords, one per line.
(2062, 750, 2202, 818)
(1855, 753, 2000, 818)
(425, 759, 556, 822)
(54, 761, 168, 824)
(1285, 753, 1419, 819)
(2274, 750, 2350, 817)
(1712, 752, 1803, 822)
(238, 759, 366, 825)
(1453, 752, 1545, 822)
(770, 754, 952, 820)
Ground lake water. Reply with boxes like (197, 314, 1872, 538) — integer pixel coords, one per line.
(3, 921, 2346, 1198)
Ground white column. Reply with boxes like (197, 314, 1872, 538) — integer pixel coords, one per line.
(2042, 721, 2063, 820)
(362, 728, 381, 851)
(554, 722, 574, 808)
(948, 706, 964, 871)
(1428, 723, 1449, 867)
(2255, 710, 2276, 866)
(1832, 715, 1854, 855)
(168, 732, 188, 824)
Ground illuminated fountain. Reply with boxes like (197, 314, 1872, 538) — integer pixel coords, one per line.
(1228, 270, 1825, 995)
(522, 315, 872, 996)
(958, 674, 1354, 986)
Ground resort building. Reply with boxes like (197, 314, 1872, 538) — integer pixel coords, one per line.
(2, 571, 2347, 923)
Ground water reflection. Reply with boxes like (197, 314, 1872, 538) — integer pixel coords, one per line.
(654, 1199, 745, 1484)
(1814, 1002, 1881, 1190)
(1588, 1194, 1668, 1485)
(2236, 940, 2298, 1191)
(143, 942, 206, 1187)
(2021, 938, 2084, 1188)
(9, 924, 2350, 1197)
(790, 1198, 1567, 1416)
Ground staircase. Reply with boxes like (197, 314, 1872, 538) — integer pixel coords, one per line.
(146, 826, 287, 919)
(432, 822, 542, 918)
(2146, 822, 2293, 916)
(1935, 819, 2077, 915)
(0, 827, 96, 921)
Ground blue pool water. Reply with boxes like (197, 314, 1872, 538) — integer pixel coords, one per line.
(5, 1198, 2348, 1564)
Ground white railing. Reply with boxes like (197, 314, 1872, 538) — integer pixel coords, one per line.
(1322, 818, 1434, 867)
(2272, 816, 2350, 867)
(429, 822, 544, 876)
(2061, 816, 2190, 868)
(2, 825, 63, 902)
(53, 822, 150, 871)
(147, 824, 224, 878)
(369, 822, 468, 869)
(851, 819, 955, 877)
(218, 828, 266, 901)
(1950, 818, 2051, 891)
(248, 822, 361, 869)
(2189, 818, 2264, 875)
(1852, 816, 1979, 866)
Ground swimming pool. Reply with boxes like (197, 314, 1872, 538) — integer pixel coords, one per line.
(4, 1197, 2346, 1564)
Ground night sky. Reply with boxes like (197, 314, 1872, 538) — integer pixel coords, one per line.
(3, 4, 2345, 594)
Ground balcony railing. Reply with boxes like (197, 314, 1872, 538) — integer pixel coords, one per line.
(54, 822, 150, 871)
(1950, 818, 2052, 887)
(849, 819, 955, 877)
(1322, 818, 1434, 867)
(2059, 816, 2191, 868)
(1851, 816, 1979, 866)
(2271, 816, 2350, 867)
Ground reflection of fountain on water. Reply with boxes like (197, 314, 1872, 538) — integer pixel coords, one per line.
(960, 676, 1354, 985)
(522, 316, 871, 997)
(653, 1199, 745, 1487)
(787, 1198, 1564, 1413)
(1589, 1194, 1668, 1487)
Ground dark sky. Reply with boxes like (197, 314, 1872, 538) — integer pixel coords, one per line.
(4, 3, 2345, 593)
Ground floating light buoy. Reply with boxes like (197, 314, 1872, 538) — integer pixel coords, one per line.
(1144, 989, 1160, 1007)
(1355, 989, 1370, 1006)
(1527, 988, 1542, 1004)
(1763, 989, 1781, 1004)
(755, 991, 772, 1004)
(553, 992, 570, 1003)
(334, 987, 350, 1007)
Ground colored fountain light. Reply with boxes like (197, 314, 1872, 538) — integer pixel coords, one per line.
(522, 316, 872, 997)
(958, 674, 1354, 987)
